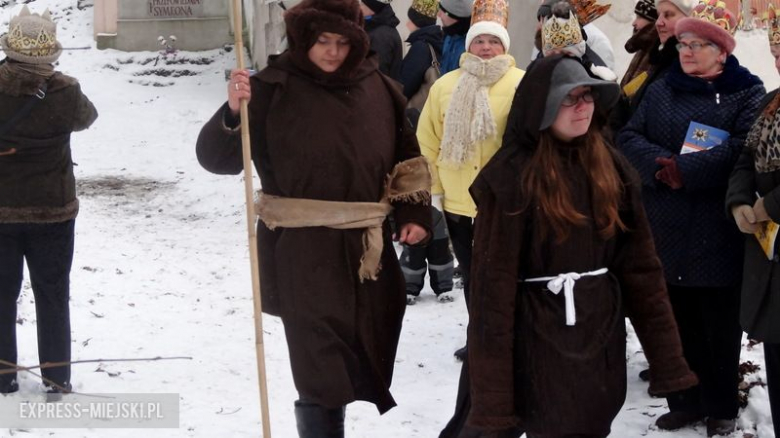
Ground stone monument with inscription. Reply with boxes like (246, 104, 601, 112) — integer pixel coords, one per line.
(95, 0, 234, 52)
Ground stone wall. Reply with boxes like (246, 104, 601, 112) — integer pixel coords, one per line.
(95, 0, 235, 52)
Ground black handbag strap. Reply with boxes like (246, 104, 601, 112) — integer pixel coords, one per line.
(0, 81, 48, 137)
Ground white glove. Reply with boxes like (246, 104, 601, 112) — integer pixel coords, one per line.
(432, 194, 444, 213)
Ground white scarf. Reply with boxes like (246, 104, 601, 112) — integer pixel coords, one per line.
(439, 53, 513, 169)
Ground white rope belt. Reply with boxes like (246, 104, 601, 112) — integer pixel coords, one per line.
(521, 268, 609, 326)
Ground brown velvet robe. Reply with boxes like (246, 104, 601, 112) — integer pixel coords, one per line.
(196, 52, 431, 413)
(464, 55, 697, 436)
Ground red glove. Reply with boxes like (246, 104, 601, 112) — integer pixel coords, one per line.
(655, 156, 683, 189)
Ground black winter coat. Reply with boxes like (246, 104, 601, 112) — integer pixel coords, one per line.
(617, 56, 764, 287)
(726, 89, 780, 342)
(0, 63, 97, 224)
(399, 25, 442, 99)
(365, 6, 402, 80)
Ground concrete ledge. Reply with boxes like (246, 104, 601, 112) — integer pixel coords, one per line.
(113, 17, 233, 51)
(96, 33, 118, 50)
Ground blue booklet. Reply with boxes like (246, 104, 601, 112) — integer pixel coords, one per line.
(680, 121, 730, 154)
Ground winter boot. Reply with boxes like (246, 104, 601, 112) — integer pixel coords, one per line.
(0, 378, 18, 395)
(655, 410, 704, 431)
(45, 382, 72, 403)
(706, 418, 736, 437)
(294, 400, 345, 438)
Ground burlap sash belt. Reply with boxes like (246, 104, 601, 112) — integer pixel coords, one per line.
(255, 156, 431, 282)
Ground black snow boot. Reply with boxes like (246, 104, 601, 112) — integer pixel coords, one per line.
(294, 400, 345, 438)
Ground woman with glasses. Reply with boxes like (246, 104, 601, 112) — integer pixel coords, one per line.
(462, 55, 697, 438)
(617, 3, 764, 435)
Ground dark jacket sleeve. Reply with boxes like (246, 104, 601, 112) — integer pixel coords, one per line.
(70, 83, 98, 132)
(370, 27, 403, 80)
(727, 89, 778, 218)
(400, 41, 432, 99)
(612, 158, 699, 395)
(726, 147, 757, 216)
(616, 83, 670, 187)
(465, 185, 523, 430)
(195, 102, 244, 175)
(382, 74, 433, 238)
(676, 84, 766, 192)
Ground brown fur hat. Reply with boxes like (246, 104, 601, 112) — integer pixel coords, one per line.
(284, 0, 370, 75)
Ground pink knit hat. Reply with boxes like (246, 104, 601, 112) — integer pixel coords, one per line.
(674, 0, 737, 54)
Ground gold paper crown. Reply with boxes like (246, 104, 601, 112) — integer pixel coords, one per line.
(542, 11, 584, 53)
(765, 3, 780, 46)
(6, 6, 58, 57)
(691, 0, 738, 35)
(471, 0, 510, 28)
(411, 0, 440, 19)
(569, 0, 611, 26)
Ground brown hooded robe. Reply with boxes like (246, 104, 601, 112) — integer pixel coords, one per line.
(195, 0, 431, 414)
(465, 55, 697, 436)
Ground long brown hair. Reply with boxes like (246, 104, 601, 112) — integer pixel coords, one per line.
(519, 123, 627, 243)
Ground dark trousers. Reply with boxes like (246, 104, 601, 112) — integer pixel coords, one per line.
(445, 212, 474, 306)
(765, 342, 780, 438)
(665, 284, 742, 419)
(0, 220, 74, 390)
(400, 208, 454, 295)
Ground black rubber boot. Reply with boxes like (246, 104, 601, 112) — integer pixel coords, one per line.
(294, 400, 345, 438)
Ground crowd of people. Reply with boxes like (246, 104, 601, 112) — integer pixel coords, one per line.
(198, 0, 779, 435)
(6, 0, 780, 437)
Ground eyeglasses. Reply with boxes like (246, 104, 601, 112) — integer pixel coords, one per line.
(675, 41, 716, 53)
(561, 90, 598, 107)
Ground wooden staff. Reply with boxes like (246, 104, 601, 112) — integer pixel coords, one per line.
(231, 0, 272, 436)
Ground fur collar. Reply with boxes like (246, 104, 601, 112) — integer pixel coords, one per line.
(665, 55, 763, 95)
(0, 68, 77, 97)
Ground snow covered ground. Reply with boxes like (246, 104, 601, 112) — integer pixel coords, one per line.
(1, 0, 779, 437)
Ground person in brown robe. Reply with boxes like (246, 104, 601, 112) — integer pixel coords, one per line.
(195, 0, 432, 436)
(463, 55, 698, 438)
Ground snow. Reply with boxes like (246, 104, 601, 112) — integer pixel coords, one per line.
(1, 1, 779, 437)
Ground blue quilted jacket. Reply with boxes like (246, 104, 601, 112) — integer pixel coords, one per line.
(440, 34, 466, 75)
(617, 56, 764, 287)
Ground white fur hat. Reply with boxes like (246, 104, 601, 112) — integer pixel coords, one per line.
(465, 0, 510, 51)
(465, 21, 510, 52)
(655, 0, 696, 17)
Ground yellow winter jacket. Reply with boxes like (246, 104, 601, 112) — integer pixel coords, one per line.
(417, 57, 524, 218)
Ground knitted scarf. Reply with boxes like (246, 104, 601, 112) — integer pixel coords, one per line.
(746, 92, 780, 173)
(0, 60, 55, 82)
(439, 53, 513, 169)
